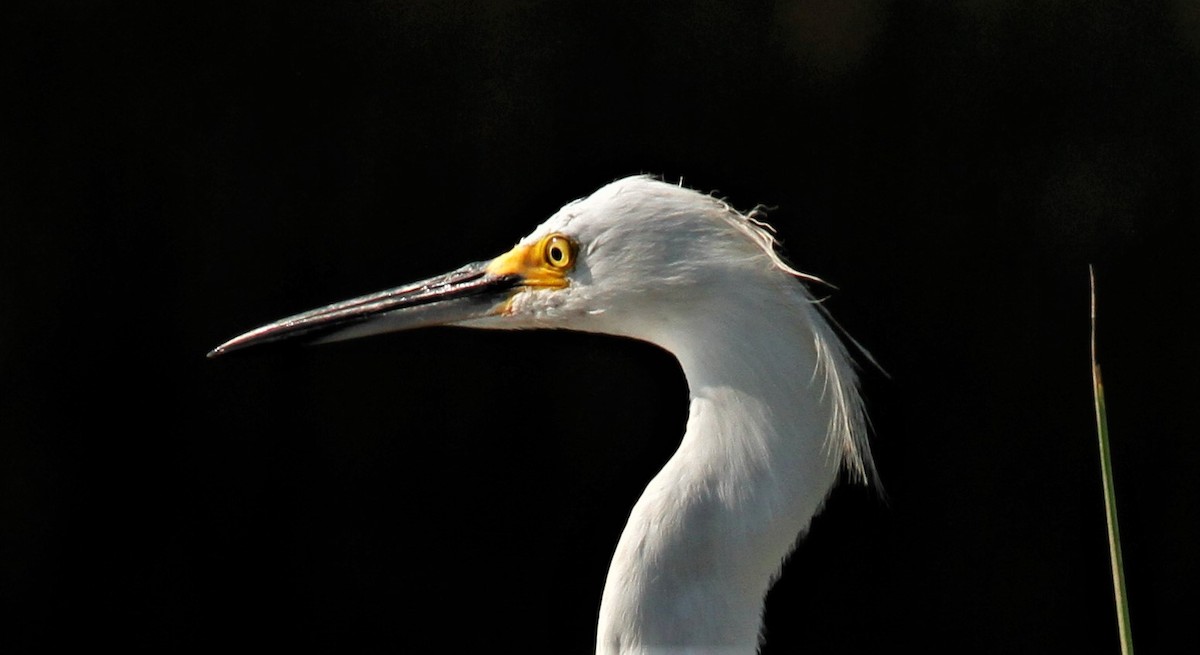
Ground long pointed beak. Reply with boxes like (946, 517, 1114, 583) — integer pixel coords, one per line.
(208, 260, 521, 358)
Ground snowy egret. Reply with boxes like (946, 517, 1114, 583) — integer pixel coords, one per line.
(211, 176, 874, 654)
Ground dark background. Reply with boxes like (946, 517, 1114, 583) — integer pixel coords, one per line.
(3, 1, 1197, 652)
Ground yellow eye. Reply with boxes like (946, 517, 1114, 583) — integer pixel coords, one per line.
(541, 234, 575, 269)
(485, 232, 576, 289)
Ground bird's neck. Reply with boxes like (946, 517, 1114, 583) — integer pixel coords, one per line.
(596, 291, 851, 654)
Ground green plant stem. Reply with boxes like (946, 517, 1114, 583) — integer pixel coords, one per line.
(1091, 266, 1134, 655)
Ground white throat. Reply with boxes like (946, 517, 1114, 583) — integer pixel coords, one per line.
(594, 282, 866, 655)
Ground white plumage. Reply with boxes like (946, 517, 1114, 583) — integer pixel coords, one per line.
(212, 175, 873, 654)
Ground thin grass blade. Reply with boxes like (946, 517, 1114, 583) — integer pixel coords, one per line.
(1091, 266, 1134, 655)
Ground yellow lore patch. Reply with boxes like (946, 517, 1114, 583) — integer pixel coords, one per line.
(485, 232, 576, 290)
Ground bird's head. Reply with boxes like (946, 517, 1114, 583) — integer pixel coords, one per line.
(210, 176, 815, 356)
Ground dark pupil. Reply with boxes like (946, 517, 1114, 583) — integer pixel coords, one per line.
(549, 246, 563, 263)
